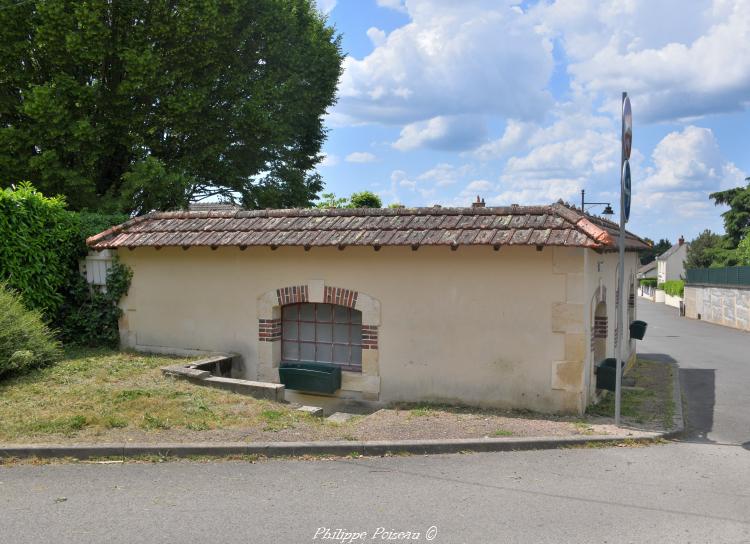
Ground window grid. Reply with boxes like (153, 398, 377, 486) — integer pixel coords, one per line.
(282, 303, 362, 372)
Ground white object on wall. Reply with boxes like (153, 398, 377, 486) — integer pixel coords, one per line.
(79, 250, 114, 291)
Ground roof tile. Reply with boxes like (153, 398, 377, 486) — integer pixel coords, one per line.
(86, 203, 649, 252)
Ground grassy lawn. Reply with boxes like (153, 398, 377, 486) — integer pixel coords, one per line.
(0, 348, 315, 442)
(587, 358, 675, 429)
(0, 349, 666, 444)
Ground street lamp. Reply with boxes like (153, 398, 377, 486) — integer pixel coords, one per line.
(581, 189, 614, 216)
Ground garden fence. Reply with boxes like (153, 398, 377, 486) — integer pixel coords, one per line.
(685, 266, 750, 287)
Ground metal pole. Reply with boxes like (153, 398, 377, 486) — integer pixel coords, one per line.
(581, 189, 585, 211)
(615, 92, 626, 426)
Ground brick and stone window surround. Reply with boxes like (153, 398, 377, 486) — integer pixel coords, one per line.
(277, 285, 308, 306)
(256, 281, 381, 400)
(258, 318, 281, 342)
(362, 325, 378, 350)
(324, 286, 357, 308)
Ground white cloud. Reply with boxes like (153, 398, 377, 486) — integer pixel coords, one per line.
(490, 178, 582, 206)
(472, 120, 536, 161)
(489, 108, 619, 205)
(318, 153, 339, 167)
(376, 0, 407, 12)
(465, 179, 494, 193)
(393, 116, 486, 151)
(388, 163, 476, 202)
(417, 163, 473, 187)
(635, 126, 745, 212)
(536, 0, 750, 122)
(338, 0, 554, 129)
(444, 179, 496, 207)
(345, 151, 377, 163)
(366, 27, 387, 48)
(315, 0, 336, 14)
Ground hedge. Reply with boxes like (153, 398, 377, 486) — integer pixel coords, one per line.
(0, 183, 79, 315)
(0, 284, 61, 378)
(0, 183, 129, 345)
(662, 280, 685, 297)
(639, 278, 658, 287)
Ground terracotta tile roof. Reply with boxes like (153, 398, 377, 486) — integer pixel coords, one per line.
(87, 202, 650, 251)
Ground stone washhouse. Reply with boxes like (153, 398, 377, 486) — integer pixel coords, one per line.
(87, 201, 648, 414)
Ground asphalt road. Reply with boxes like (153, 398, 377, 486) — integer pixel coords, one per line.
(1, 299, 749, 544)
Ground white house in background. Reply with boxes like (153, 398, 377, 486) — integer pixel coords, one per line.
(657, 236, 689, 283)
(637, 261, 657, 280)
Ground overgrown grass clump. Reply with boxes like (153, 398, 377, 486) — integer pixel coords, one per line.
(0, 284, 61, 379)
(588, 359, 674, 428)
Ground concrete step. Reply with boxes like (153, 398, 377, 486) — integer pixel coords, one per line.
(326, 412, 357, 423)
(296, 406, 324, 417)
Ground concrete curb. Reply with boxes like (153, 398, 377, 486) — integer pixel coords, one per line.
(0, 433, 667, 461)
(661, 361, 686, 440)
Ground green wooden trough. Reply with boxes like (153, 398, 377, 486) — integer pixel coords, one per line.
(279, 362, 342, 394)
(595, 358, 625, 392)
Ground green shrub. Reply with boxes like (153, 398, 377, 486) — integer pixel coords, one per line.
(639, 278, 658, 287)
(349, 191, 382, 208)
(739, 233, 750, 266)
(0, 183, 79, 315)
(0, 183, 130, 346)
(0, 284, 61, 378)
(662, 280, 685, 297)
(0, 184, 127, 319)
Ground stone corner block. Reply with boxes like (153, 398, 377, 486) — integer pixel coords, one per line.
(564, 333, 585, 362)
(551, 360, 584, 393)
(551, 302, 584, 333)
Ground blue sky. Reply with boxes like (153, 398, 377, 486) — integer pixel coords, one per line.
(314, 0, 750, 243)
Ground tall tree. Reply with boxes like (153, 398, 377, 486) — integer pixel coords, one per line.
(639, 238, 672, 265)
(709, 180, 750, 246)
(0, 0, 343, 214)
(737, 233, 750, 266)
(685, 230, 725, 269)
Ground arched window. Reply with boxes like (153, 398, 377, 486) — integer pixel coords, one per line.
(281, 303, 362, 371)
(593, 301, 607, 365)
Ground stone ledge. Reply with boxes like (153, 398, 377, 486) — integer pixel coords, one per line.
(200, 376, 284, 401)
(161, 353, 285, 402)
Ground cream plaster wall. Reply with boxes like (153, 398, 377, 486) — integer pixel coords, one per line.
(117, 245, 589, 413)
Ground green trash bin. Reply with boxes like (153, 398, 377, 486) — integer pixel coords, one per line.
(595, 358, 625, 391)
(279, 362, 342, 394)
(630, 320, 648, 340)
